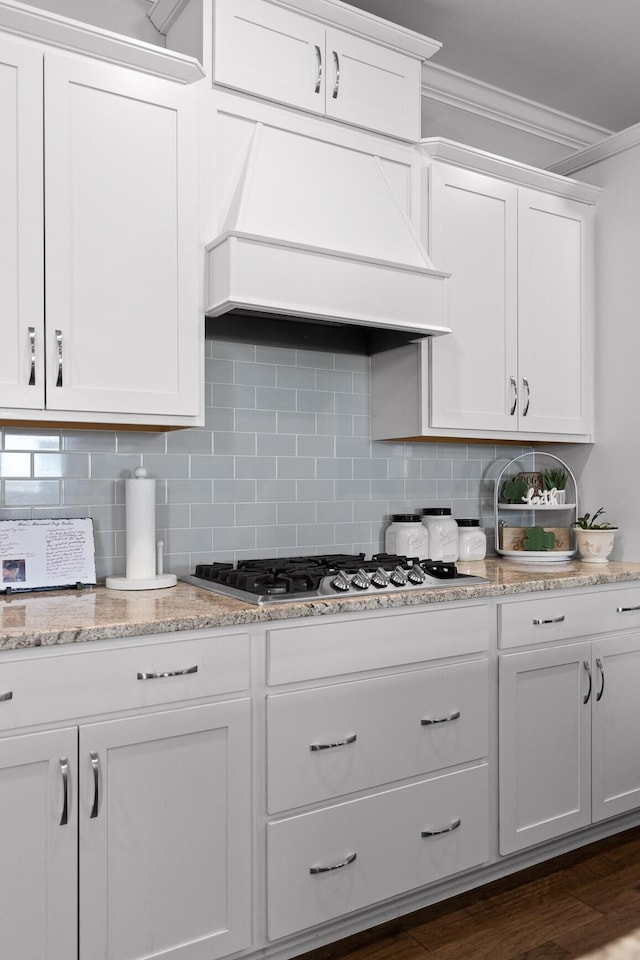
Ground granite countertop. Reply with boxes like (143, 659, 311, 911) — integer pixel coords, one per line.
(2, 558, 640, 652)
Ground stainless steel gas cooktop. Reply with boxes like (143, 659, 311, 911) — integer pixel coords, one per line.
(180, 553, 489, 605)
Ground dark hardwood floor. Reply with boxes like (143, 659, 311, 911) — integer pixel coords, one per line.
(300, 826, 640, 960)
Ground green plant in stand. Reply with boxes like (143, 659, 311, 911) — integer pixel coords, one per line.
(575, 508, 617, 530)
(542, 468, 567, 492)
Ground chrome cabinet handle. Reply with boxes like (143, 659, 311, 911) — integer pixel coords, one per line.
(137, 665, 198, 680)
(55, 330, 63, 387)
(422, 818, 461, 838)
(28, 326, 36, 386)
(310, 851, 356, 875)
(0, 690, 13, 702)
(332, 50, 340, 98)
(421, 710, 461, 726)
(89, 751, 100, 819)
(310, 733, 357, 752)
(583, 661, 592, 704)
(522, 377, 530, 416)
(617, 605, 640, 613)
(59, 757, 70, 826)
(533, 615, 565, 625)
(314, 44, 322, 93)
(509, 376, 518, 416)
(596, 658, 605, 701)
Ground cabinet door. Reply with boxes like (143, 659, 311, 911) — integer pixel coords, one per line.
(0, 35, 44, 409)
(0, 727, 77, 960)
(592, 633, 640, 821)
(79, 700, 252, 960)
(213, 0, 326, 115)
(44, 52, 200, 419)
(428, 163, 519, 431)
(517, 189, 593, 435)
(499, 643, 592, 854)
(324, 28, 421, 140)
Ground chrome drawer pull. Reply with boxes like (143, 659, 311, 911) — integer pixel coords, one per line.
(310, 851, 356, 875)
(583, 661, 592, 704)
(332, 50, 340, 98)
(617, 605, 640, 613)
(137, 665, 198, 680)
(421, 710, 461, 726)
(509, 376, 518, 416)
(422, 818, 461, 838)
(28, 326, 36, 386)
(59, 757, 70, 826)
(522, 376, 530, 416)
(55, 329, 63, 387)
(0, 691, 13, 702)
(89, 751, 100, 819)
(310, 733, 357, 752)
(314, 44, 322, 93)
(533, 615, 565, 625)
(596, 658, 605, 702)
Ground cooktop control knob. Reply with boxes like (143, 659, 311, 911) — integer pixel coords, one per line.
(390, 566, 408, 586)
(371, 567, 391, 588)
(330, 570, 352, 592)
(352, 568, 372, 590)
(408, 564, 427, 584)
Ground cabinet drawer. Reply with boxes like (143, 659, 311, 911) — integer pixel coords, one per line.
(267, 659, 488, 812)
(0, 631, 250, 731)
(266, 763, 489, 940)
(267, 603, 488, 684)
(499, 587, 640, 649)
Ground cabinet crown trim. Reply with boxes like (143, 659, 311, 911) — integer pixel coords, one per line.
(422, 137, 602, 203)
(0, 0, 204, 83)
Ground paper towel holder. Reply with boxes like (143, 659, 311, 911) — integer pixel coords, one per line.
(105, 467, 177, 591)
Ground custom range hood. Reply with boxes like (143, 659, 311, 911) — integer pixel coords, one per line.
(205, 122, 450, 338)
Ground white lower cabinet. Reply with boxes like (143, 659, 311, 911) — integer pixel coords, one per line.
(0, 630, 252, 960)
(267, 763, 489, 940)
(264, 604, 491, 941)
(499, 591, 640, 854)
(0, 727, 77, 960)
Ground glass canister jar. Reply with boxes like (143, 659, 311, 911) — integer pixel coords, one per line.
(385, 514, 429, 559)
(421, 508, 459, 561)
(457, 519, 487, 561)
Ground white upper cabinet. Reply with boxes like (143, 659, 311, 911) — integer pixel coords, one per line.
(372, 140, 600, 444)
(212, 0, 431, 141)
(0, 29, 203, 428)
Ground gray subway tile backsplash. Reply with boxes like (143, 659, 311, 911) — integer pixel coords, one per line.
(0, 337, 531, 579)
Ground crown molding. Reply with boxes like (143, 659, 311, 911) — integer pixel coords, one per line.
(0, 0, 204, 82)
(148, 0, 191, 34)
(548, 121, 640, 175)
(421, 60, 611, 151)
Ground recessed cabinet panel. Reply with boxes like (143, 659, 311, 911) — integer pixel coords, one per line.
(267, 763, 489, 940)
(428, 164, 518, 431)
(267, 659, 489, 812)
(0, 36, 44, 410)
(0, 727, 78, 960)
(44, 53, 200, 418)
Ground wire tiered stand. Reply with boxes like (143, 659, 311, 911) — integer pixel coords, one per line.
(494, 452, 579, 562)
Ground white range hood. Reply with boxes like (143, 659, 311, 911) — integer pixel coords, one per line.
(205, 122, 450, 337)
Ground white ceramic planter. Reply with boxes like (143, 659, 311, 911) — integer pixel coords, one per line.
(573, 527, 617, 563)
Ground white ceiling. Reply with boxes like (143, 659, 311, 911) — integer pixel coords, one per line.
(347, 0, 640, 133)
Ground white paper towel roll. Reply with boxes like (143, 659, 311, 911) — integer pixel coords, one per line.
(125, 467, 156, 580)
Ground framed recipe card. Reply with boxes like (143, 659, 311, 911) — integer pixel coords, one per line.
(0, 518, 96, 592)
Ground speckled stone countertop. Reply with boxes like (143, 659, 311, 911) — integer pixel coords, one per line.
(2, 558, 640, 652)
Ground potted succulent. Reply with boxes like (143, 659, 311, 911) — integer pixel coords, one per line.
(573, 508, 618, 563)
(543, 468, 568, 504)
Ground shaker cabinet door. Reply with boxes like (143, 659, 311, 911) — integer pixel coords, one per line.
(44, 52, 200, 419)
